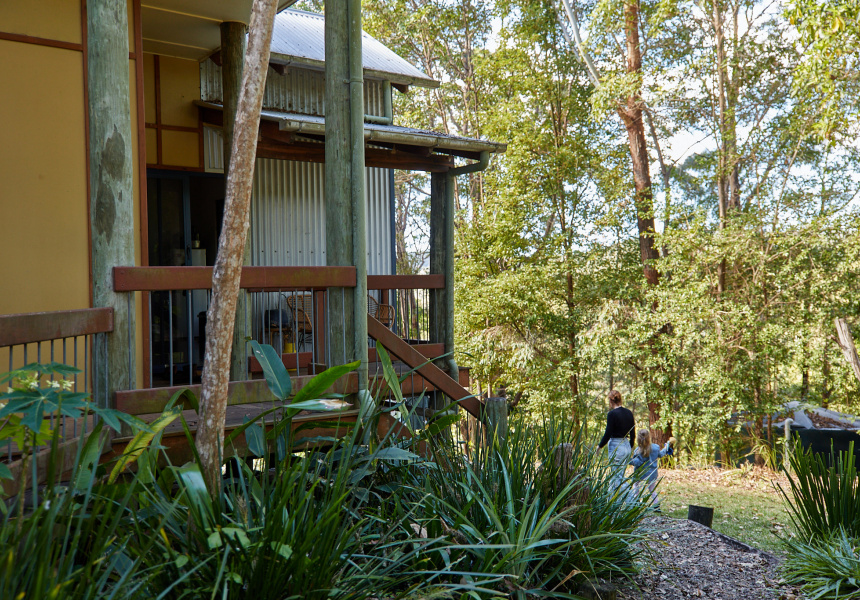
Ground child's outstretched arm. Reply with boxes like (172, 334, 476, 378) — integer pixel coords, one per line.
(658, 438, 676, 458)
(629, 452, 645, 468)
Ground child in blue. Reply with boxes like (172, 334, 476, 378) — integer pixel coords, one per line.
(629, 429, 674, 509)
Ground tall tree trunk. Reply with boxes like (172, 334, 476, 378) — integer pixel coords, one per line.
(617, 0, 667, 443)
(618, 1, 660, 288)
(713, 1, 741, 293)
(196, 0, 278, 496)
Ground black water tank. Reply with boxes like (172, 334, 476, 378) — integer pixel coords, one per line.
(796, 429, 860, 464)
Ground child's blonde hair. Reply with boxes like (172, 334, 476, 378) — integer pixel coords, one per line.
(636, 429, 652, 458)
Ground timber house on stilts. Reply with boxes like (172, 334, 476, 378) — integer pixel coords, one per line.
(0, 1, 505, 490)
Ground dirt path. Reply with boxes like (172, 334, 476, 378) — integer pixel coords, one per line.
(617, 516, 803, 600)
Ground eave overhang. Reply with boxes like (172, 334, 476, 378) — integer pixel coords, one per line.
(197, 101, 507, 171)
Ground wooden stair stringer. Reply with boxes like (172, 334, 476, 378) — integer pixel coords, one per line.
(366, 315, 482, 419)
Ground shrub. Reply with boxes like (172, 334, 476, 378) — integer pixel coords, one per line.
(381, 416, 651, 595)
(783, 529, 860, 600)
(778, 443, 860, 540)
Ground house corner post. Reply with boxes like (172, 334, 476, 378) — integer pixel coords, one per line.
(429, 172, 456, 379)
(348, 0, 368, 391)
(87, 0, 135, 403)
(221, 21, 252, 381)
(325, 0, 367, 390)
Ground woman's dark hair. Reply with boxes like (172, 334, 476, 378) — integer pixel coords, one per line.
(607, 390, 622, 405)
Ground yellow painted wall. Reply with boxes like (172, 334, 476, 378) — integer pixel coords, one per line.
(0, 40, 89, 376)
(143, 53, 156, 123)
(159, 56, 200, 128)
(143, 52, 201, 169)
(162, 130, 200, 167)
(0, 41, 89, 316)
(0, 0, 146, 388)
(0, 0, 81, 45)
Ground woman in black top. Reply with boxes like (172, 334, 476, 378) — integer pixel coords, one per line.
(598, 390, 634, 494)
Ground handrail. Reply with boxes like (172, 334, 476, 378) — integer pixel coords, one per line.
(113, 266, 357, 292)
(367, 274, 444, 290)
(0, 308, 114, 347)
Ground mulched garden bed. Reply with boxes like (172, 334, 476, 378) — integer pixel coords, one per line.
(617, 516, 804, 600)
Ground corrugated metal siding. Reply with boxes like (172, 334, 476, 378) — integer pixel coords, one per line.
(251, 158, 327, 267)
(365, 167, 391, 275)
(203, 125, 224, 173)
(248, 155, 391, 275)
(201, 60, 385, 117)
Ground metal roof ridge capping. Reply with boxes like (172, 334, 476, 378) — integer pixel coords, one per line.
(266, 9, 440, 88)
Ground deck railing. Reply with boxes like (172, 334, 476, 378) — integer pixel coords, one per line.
(113, 266, 356, 387)
(113, 267, 447, 388)
(367, 274, 445, 345)
(0, 308, 113, 461)
(0, 270, 475, 479)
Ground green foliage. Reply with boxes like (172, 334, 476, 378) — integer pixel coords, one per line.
(0, 363, 147, 447)
(380, 417, 651, 595)
(783, 529, 860, 600)
(0, 422, 159, 599)
(788, 0, 860, 139)
(778, 444, 860, 541)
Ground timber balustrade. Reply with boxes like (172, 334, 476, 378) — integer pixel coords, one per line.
(368, 274, 444, 346)
(114, 266, 356, 388)
(0, 308, 114, 463)
(113, 267, 450, 389)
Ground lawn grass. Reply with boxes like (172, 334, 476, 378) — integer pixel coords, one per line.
(655, 467, 792, 555)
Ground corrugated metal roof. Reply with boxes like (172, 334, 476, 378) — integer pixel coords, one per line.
(196, 101, 507, 154)
(269, 9, 438, 88)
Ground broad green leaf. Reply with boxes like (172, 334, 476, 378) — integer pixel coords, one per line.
(109, 407, 181, 483)
(291, 360, 360, 404)
(373, 447, 422, 462)
(97, 408, 152, 434)
(72, 421, 105, 491)
(375, 343, 404, 405)
(0, 462, 11, 481)
(165, 387, 199, 413)
(250, 340, 292, 400)
(224, 404, 284, 446)
(270, 542, 293, 560)
(174, 464, 215, 525)
(244, 419, 266, 457)
(267, 399, 352, 440)
(423, 412, 461, 438)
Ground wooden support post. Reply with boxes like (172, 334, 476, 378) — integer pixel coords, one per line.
(428, 172, 452, 411)
(484, 396, 508, 442)
(87, 0, 135, 400)
(429, 172, 449, 353)
(324, 0, 367, 388)
(221, 21, 251, 382)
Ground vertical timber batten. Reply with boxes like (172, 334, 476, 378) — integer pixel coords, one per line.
(221, 21, 251, 381)
(88, 0, 135, 400)
(324, 1, 368, 389)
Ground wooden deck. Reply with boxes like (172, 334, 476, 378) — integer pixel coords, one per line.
(105, 359, 466, 465)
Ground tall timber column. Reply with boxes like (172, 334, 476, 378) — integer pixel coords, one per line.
(88, 0, 135, 401)
(221, 21, 251, 381)
(325, 0, 368, 389)
(429, 172, 456, 381)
